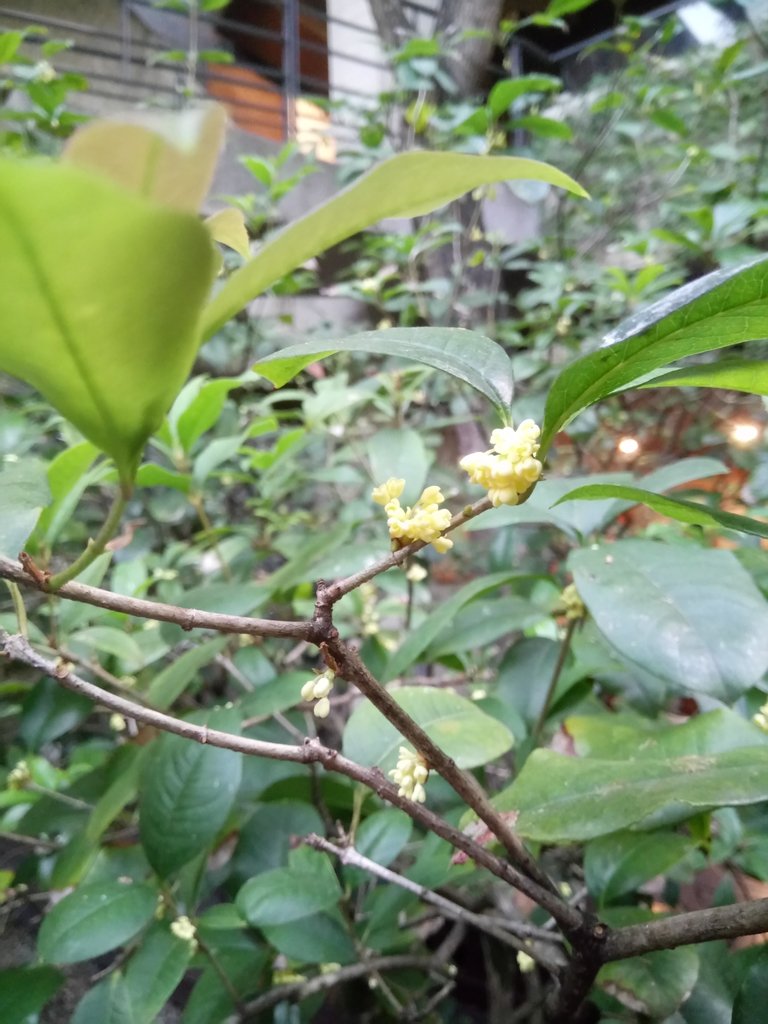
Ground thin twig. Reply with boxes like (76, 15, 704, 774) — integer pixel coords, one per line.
(0, 555, 313, 641)
(240, 954, 447, 1020)
(532, 618, 577, 743)
(305, 833, 567, 970)
(0, 628, 580, 930)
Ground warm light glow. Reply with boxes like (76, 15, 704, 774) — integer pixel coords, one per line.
(617, 436, 640, 456)
(729, 421, 762, 446)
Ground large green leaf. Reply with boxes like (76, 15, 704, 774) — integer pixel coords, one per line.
(63, 103, 227, 212)
(0, 965, 63, 1024)
(569, 541, 768, 700)
(0, 159, 216, 485)
(0, 459, 50, 557)
(556, 484, 768, 540)
(201, 151, 585, 337)
(254, 328, 515, 417)
(123, 922, 195, 1021)
(139, 706, 242, 877)
(733, 958, 768, 1024)
(599, 944, 699, 1018)
(492, 746, 768, 842)
(540, 256, 768, 453)
(38, 880, 158, 964)
(643, 358, 768, 396)
(343, 685, 514, 770)
(585, 830, 694, 905)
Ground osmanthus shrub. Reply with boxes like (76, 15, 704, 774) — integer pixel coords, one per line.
(3, 101, 768, 1024)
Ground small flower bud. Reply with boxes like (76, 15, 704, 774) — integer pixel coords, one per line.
(313, 696, 331, 719)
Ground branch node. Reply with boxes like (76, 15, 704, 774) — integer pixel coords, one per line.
(19, 552, 50, 589)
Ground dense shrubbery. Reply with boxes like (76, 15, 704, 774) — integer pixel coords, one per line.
(3, 5, 768, 1022)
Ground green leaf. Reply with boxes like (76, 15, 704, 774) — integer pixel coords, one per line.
(367, 428, 431, 505)
(733, 957, 768, 1024)
(144, 637, 227, 709)
(545, 0, 598, 14)
(355, 809, 413, 869)
(0, 158, 216, 484)
(385, 572, 527, 680)
(231, 800, 324, 886)
(492, 746, 768, 842)
(34, 442, 103, 546)
(71, 972, 136, 1024)
(139, 706, 242, 877)
(201, 151, 585, 337)
(540, 256, 768, 453)
(236, 849, 342, 927)
(204, 207, 250, 258)
(19, 677, 92, 749)
(123, 922, 195, 1020)
(487, 75, 562, 115)
(63, 103, 227, 212)
(599, 945, 699, 1018)
(0, 459, 50, 556)
(343, 685, 514, 771)
(569, 541, 768, 700)
(557, 484, 768, 540)
(262, 912, 356, 965)
(0, 965, 64, 1023)
(254, 327, 515, 416)
(38, 879, 158, 964)
(644, 358, 768, 396)
(585, 830, 693, 904)
(511, 115, 573, 140)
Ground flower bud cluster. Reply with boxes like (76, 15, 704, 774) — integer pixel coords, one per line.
(459, 420, 543, 507)
(753, 701, 768, 732)
(301, 669, 335, 719)
(170, 915, 197, 949)
(558, 583, 586, 621)
(372, 478, 453, 554)
(389, 746, 429, 803)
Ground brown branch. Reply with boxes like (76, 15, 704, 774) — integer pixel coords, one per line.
(305, 833, 567, 971)
(0, 628, 578, 930)
(324, 636, 567, 917)
(240, 954, 445, 1020)
(0, 555, 313, 641)
(602, 898, 768, 961)
(314, 497, 492, 610)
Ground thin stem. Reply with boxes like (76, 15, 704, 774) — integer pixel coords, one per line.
(305, 833, 566, 969)
(48, 490, 126, 590)
(532, 618, 577, 743)
(0, 627, 578, 931)
(4, 581, 27, 637)
(1, 555, 313, 641)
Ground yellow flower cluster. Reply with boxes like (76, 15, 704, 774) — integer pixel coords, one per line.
(389, 746, 429, 803)
(301, 669, 335, 719)
(459, 420, 543, 507)
(372, 478, 453, 554)
(559, 583, 586, 621)
(753, 701, 768, 732)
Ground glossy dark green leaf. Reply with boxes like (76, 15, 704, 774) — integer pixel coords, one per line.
(732, 956, 768, 1024)
(0, 459, 50, 557)
(254, 328, 515, 416)
(236, 848, 342, 927)
(599, 946, 699, 1018)
(123, 922, 195, 1021)
(355, 809, 413, 869)
(493, 747, 768, 842)
(144, 637, 228, 709)
(541, 256, 768, 453)
(343, 685, 514, 771)
(0, 965, 63, 1023)
(231, 800, 324, 886)
(261, 911, 356, 965)
(385, 571, 526, 680)
(139, 706, 242, 877)
(202, 151, 585, 337)
(569, 541, 768, 700)
(585, 830, 693, 904)
(38, 880, 157, 964)
(71, 972, 136, 1024)
(19, 677, 92, 749)
(0, 158, 216, 484)
(557, 484, 768, 539)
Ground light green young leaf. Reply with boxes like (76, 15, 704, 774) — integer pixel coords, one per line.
(204, 207, 250, 257)
(540, 256, 768, 454)
(63, 103, 227, 212)
(556, 484, 768, 540)
(254, 327, 515, 417)
(202, 151, 586, 337)
(642, 358, 768, 396)
(343, 685, 514, 770)
(0, 159, 216, 485)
